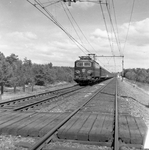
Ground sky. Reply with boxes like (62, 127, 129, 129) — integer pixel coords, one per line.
(0, 0, 149, 72)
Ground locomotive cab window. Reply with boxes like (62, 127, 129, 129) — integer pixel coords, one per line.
(76, 61, 91, 67)
(76, 62, 83, 67)
(84, 62, 91, 67)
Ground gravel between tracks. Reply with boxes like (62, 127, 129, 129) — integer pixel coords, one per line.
(0, 135, 37, 150)
(45, 141, 112, 150)
(36, 85, 100, 113)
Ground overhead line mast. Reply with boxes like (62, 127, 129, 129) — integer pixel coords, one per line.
(93, 54, 124, 75)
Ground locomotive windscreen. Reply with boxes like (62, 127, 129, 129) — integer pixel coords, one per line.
(76, 61, 91, 67)
(84, 62, 91, 67)
(76, 62, 83, 67)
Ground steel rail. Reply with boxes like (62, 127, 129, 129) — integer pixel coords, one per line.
(29, 79, 113, 150)
(0, 85, 79, 107)
(114, 78, 119, 150)
(13, 86, 84, 111)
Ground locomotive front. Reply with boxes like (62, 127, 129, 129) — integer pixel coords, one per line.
(74, 56, 95, 85)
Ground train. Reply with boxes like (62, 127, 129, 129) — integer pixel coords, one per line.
(74, 55, 113, 85)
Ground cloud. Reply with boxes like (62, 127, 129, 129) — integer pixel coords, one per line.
(16, 38, 81, 66)
(120, 18, 149, 46)
(0, 44, 9, 49)
(7, 31, 37, 41)
(121, 43, 149, 69)
(91, 28, 110, 39)
(90, 28, 115, 54)
(49, 40, 77, 50)
(91, 18, 149, 47)
(25, 32, 37, 39)
(89, 22, 149, 70)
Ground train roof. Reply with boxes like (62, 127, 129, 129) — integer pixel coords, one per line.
(75, 56, 96, 62)
(76, 56, 100, 64)
(75, 58, 99, 65)
(79, 56, 92, 60)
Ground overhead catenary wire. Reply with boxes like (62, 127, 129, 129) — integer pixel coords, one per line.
(61, 2, 88, 50)
(107, 0, 124, 72)
(63, 0, 115, 71)
(99, 1, 116, 71)
(28, 0, 123, 72)
(99, 2, 115, 56)
(27, 0, 90, 55)
(63, 3, 97, 53)
(111, 0, 122, 56)
(35, 0, 86, 51)
(105, 2, 122, 56)
(101, 0, 124, 72)
(123, 0, 136, 52)
(37, 0, 62, 8)
(106, 0, 116, 72)
(105, 1, 118, 72)
(28, 0, 98, 55)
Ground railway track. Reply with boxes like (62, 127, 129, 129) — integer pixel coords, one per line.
(27, 78, 146, 150)
(28, 78, 118, 150)
(0, 78, 146, 150)
(0, 85, 84, 111)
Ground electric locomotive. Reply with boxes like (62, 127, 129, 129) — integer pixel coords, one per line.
(74, 55, 112, 85)
(74, 56, 100, 85)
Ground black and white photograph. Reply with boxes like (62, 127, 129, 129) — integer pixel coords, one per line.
(0, 0, 149, 149)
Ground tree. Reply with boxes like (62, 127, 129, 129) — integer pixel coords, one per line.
(32, 64, 46, 86)
(9, 60, 23, 93)
(0, 52, 11, 95)
(6, 54, 23, 93)
(1, 52, 75, 94)
(6, 53, 19, 64)
(125, 71, 137, 81)
(124, 68, 149, 84)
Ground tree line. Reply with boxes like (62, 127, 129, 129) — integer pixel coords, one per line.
(0, 52, 74, 94)
(123, 68, 149, 83)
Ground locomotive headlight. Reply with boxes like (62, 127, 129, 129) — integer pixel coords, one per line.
(75, 70, 80, 74)
(87, 70, 92, 74)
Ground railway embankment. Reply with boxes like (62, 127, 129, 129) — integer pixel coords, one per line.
(118, 78, 149, 126)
